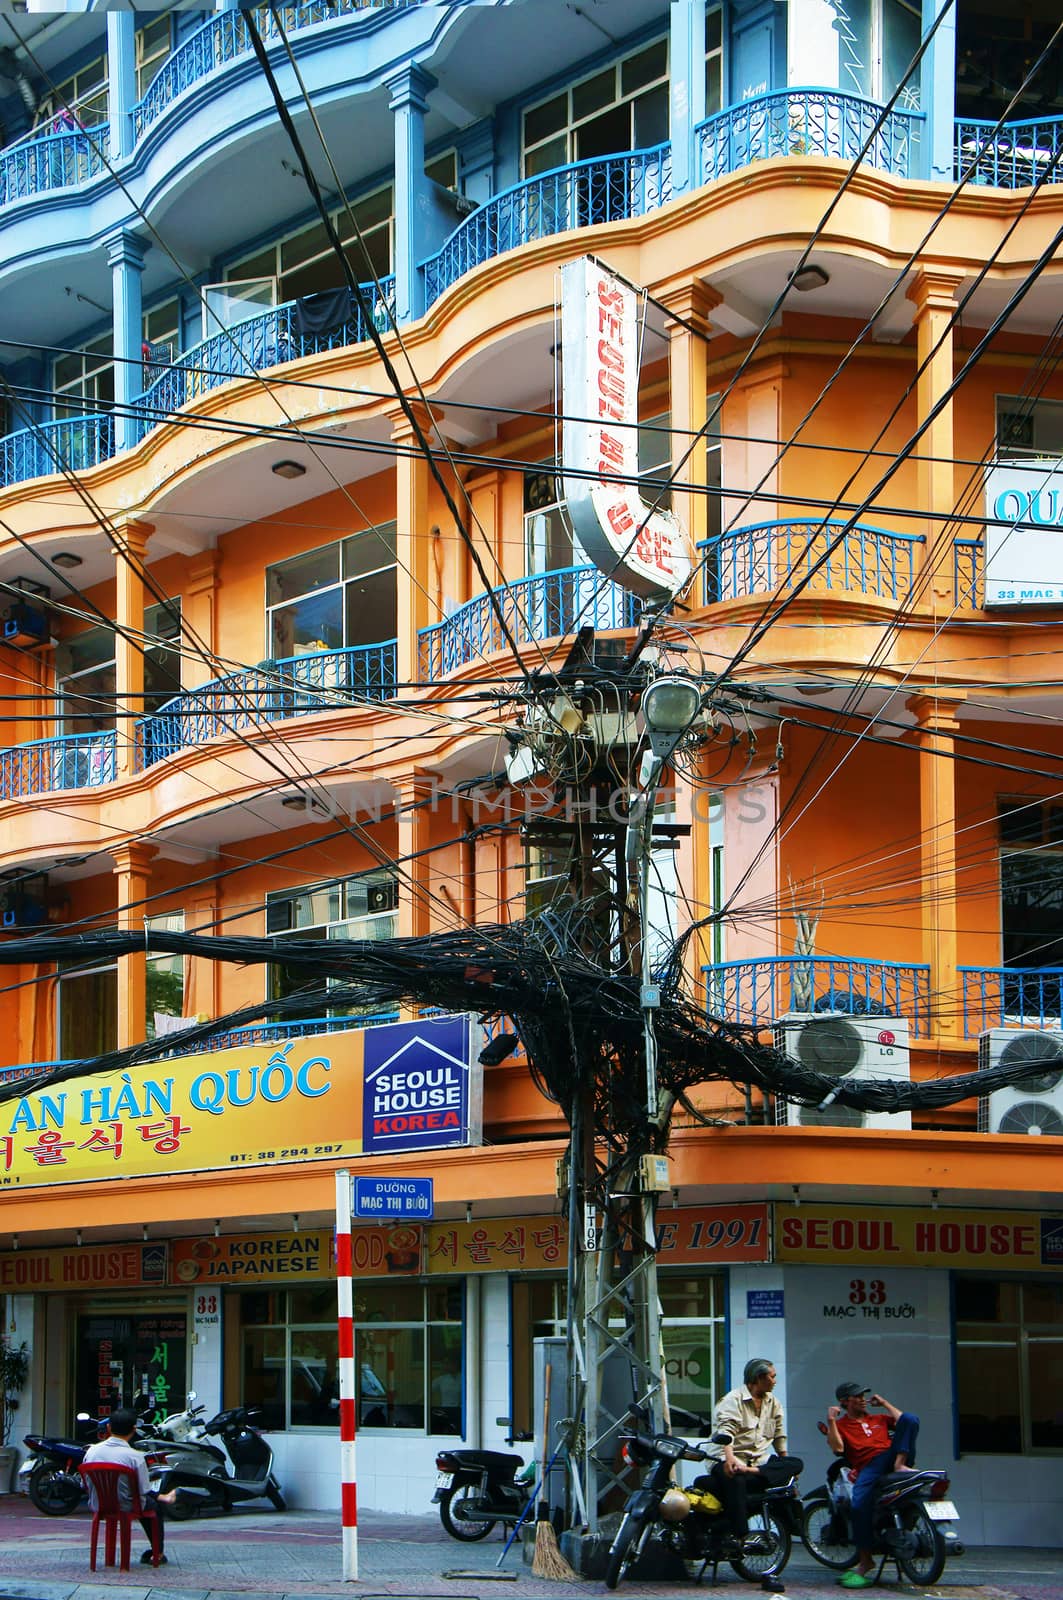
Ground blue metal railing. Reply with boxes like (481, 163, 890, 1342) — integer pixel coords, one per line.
(133, 282, 394, 440)
(0, 413, 115, 488)
(135, 640, 397, 769)
(0, 121, 110, 206)
(955, 116, 1063, 188)
(0, 730, 117, 800)
(704, 955, 931, 1038)
(418, 564, 639, 682)
(422, 144, 672, 308)
(960, 967, 1063, 1037)
(697, 520, 923, 605)
(953, 538, 983, 608)
(154, 1011, 402, 1057)
(697, 88, 922, 184)
(131, 0, 412, 141)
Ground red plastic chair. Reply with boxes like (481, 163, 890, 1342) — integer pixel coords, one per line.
(78, 1462, 162, 1572)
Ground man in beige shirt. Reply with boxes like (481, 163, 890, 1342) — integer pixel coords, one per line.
(700, 1359, 803, 1548)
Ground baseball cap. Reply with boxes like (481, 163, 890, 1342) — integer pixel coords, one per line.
(835, 1382, 870, 1402)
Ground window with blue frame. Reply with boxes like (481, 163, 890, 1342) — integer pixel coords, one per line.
(264, 523, 397, 659)
(955, 1276, 1063, 1453)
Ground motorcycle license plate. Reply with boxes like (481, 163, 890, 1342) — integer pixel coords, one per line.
(436, 1472, 453, 1489)
(925, 1501, 958, 1520)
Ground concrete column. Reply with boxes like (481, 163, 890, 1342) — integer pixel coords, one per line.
(106, 11, 137, 162)
(920, 0, 957, 184)
(660, 282, 721, 554)
(111, 841, 157, 1050)
(669, 0, 706, 195)
(387, 65, 436, 323)
(906, 268, 964, 608)
(184, 550, 220, 684)
(390, 402, 439, 686)
(908, 695, 963, 1040)
(107, 231, 148, 452)
(113, 518, 153, 778)
(394, 772, 436, 944)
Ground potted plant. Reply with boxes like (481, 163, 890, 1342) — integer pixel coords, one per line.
(0, 1337, 29, 1492)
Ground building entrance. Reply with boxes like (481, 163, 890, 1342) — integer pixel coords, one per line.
(75, 1309, 187, 1420)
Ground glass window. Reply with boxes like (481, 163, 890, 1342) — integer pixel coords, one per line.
(34, 54, 109, 130)
(136, 15, 173, 99)
(996, 397, 1063, 460)
(425, 150, 457, 191)
(522, 35, 669, 175)
(56, 601, 181, 737)
(955, 1276, 1063, 1453)
(146, 911, 184, 1039)
(57, 962, 118, 1060)
(228, 185, 395, 306)
(54, 333, 113, 416)
(265, 527, 396, 659)
(266, 869, 399, 1018)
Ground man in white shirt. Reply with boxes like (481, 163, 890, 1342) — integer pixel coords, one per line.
(83, 1408, 177, 1565)
(700, 1359, 803, 1549)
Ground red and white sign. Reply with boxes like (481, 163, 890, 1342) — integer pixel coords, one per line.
(561, 256, 691, 600)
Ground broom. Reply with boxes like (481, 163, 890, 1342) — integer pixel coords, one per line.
(532, 1364, 579, 1581)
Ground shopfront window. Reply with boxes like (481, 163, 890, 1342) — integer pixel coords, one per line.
(76, 1307, 187, 1421)
(265, 525, 397, 659)
(237, 1281, 462, 1431)
(955, 1277, 1063, 1453)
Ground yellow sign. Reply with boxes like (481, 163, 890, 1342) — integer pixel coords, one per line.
(171, 1225, 424, 1284)
(0, 1035, 363, 1188)
(775, 1203, 1062, 1271)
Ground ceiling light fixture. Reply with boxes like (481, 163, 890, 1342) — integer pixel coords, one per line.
(795, 683, 835, 697)
(272, 459, 306, 480)
(788, 263, 831, 292)
(52, 551, 83, 570)
(281, 793, 329, 817)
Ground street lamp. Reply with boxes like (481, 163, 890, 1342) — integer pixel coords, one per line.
(641, 675, 702, 768)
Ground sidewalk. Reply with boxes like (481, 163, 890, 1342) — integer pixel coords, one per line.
(0, 1498, 1060, 1600)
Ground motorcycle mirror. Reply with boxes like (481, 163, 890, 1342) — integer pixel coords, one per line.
(76, 1412, 92, 1421)
(187, 1390, 197, 1403)
(711, 1432, 733, 1446)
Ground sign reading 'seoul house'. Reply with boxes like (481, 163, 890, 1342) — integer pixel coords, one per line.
(984, 460, 1063, 605)
(362, 1014, 482, 1155)
(561, 256, 692, 600)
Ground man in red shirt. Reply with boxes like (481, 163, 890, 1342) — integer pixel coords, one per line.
(825, 1383, 919, 1587)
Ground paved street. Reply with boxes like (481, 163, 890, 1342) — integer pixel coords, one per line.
(0, 1498, 1060, 1600)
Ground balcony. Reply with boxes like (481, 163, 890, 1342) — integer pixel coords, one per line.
(699, 520, 924, 605)
(0, 413, 114, 489)
(422, 144, 672, 308)
(704, 955, 931, 1039)
(133, 281, 395, 443)
(418, 564, 639, 682)
(697, 88, 923, 184)
(0, 644, 395, 801)
(0, 122, 110, 207)
(955, 115, 1063, 188)
(960, 968, 1063, 1037)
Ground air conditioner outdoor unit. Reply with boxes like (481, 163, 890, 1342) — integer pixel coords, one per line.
(977, 1029, 1063, 1135)
(774, 1013, 911, 1130)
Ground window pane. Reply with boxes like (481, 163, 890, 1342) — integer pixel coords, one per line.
(1024, 1282, 1063, 1325)
(357, 1328, 425, 1428)
(660, 1276, 717, 1319)
(356, 1284, 423, 1322)
(343, 523, 397, 579)
(706, 9, 722, 51)
(267, 545, 340, 607)
(291, 1284, 340, 1322)
(291, 1328, 340, 1427)
(573, 67, 616, 121)
(273, 590, 344, 657)
(59, 967, 117, 1060)
(425, 151, 457, 190)
(242, 1326, 286, 1431)
(228, 247, 276, 283)
(283, 257, 345, 303)
(525, 92, 567, 148)
(281, 218, 330, 274)
(954, 1278, 1021, 1323)
(427, 1281, 463, 1322)
(955, 1341, 1021, 1452)
(241, 1291, 286, 1325)
(525, 135, 568, 177)
(634, 83, 669, 148)
(662, 1324, 721, 1420)
(345, 566, 397, 648)
(429, 1326, 463, 1435)
(622, 40, 667, 96)
(1029, 1340, 1063, 1447)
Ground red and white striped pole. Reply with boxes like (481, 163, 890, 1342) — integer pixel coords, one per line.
(335, 1169, 358, 1580)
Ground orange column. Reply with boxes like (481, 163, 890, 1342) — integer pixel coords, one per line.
(183, 550, 220, 683)
(111, 841, 157, 1049)
(908, 695, 963, 1041)
(394, 772, 436, 942)
(906, 269, 964, 608)
(390, 404, 440, 688)
(660, 282, 720, 557)
(113, 518, 153, 777)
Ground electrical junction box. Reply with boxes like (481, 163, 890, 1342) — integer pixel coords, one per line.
(640, 1154, 671, 1192)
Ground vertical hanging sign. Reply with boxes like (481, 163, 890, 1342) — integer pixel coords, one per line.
(561, 255, 691, 600)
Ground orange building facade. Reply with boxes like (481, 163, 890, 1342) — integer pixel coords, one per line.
(0, 0, 1059, 1543)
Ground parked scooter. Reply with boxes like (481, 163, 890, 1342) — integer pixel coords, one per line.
(801, 1423, 961, 1584)
(20, 1412, 168, 1516)
(433, 1423, 534, 1541)
(604, 1417, 797, 1591)
(154, 1404, 285, 1515)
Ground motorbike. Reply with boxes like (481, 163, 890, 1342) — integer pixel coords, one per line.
(604, 1420, 797, 1591)
(154, 1404, 285, 1516)
(801, 1426, 961, 1585)
(433, 1424, 534, 1541)
(20, 1412, 168, 1515)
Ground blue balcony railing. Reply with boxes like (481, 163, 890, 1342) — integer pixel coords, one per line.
(418, 564, 639, 682)
(135, 641, 397, 769)
(698, 88, 922, 184)
(960, 967, 1063, 1037)
(705, 955, 931, 1038)
(953, 538, 983, 608)
(0, 413, 115, 488)
(132, 0, 412, 142)
(134, 282, 394, 440)
(0, 122, 110, 206)
(0, 730, 116, 800)
(154, 1011, 402, 1057)
(698, 520, 923, 605)
(422, 144, 672, 308)
(955, 116, 1063, 188)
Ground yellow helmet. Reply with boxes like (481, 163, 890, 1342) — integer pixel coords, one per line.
(659, 1488, 692, 1522)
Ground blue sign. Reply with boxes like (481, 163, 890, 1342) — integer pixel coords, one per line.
(353, 1176, 434, 1220)
(747, 1289, 784, 1320)
(363, 1014, 481, 1156)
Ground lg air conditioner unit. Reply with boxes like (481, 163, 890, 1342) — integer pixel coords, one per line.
(773, 1013, 911, 1131)
(977, 1029, 1063, 1135)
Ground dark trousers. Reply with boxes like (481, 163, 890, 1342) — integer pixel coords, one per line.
(140, 1496, 165, 1554)
(706, 1454, 804, 1537)
(850, 1412, 919, 1550)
